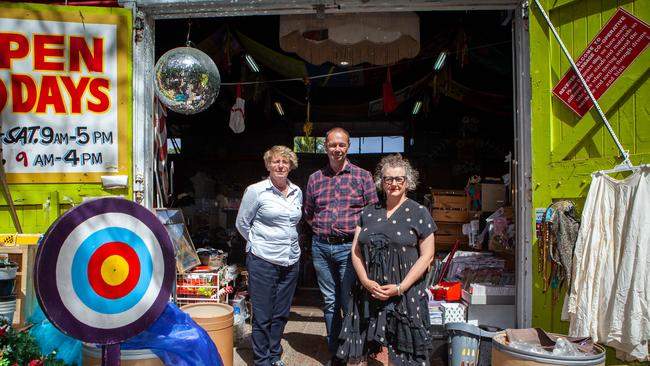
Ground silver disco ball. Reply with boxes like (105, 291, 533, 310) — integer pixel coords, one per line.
(154, 47, 221, 115)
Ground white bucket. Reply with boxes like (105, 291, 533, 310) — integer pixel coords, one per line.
(0, 299, 16, 323)
(0, 266, 17, 280)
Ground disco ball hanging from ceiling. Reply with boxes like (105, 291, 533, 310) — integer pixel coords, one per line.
(154, 46, 221, 115)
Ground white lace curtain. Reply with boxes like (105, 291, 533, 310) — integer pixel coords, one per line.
(279, 12, 420, 66)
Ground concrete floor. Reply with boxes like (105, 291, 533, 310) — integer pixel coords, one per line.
(233, 306, 331, 365)
(233, 306, 386, 366)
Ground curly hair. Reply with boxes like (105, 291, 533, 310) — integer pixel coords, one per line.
(374, 154, 419, 192)
(263, 145, 298, 170)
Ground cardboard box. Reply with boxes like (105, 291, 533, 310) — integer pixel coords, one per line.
(481, 183, 506, 212)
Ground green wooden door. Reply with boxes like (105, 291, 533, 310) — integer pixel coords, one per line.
(530, 0, 649, 364)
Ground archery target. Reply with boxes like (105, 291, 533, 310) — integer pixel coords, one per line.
(35, 198, 174, 344)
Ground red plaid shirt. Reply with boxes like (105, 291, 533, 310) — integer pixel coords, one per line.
(304, 161, 378, 237)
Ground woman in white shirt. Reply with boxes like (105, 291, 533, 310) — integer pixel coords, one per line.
(235, 145, 302, 366)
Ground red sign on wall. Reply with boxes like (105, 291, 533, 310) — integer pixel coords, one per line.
(553, 9, 650, 117)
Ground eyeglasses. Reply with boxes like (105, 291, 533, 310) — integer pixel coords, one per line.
(382, 176, 406, 184)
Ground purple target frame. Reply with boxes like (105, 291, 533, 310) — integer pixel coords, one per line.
(34, 197, 175, 345)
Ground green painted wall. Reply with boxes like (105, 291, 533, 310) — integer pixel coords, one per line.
(0, 184, 130, 233)
(530, 0, 649, 364)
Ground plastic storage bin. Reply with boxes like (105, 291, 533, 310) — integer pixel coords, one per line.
(430, 324, 448, 366)
(446, 322, 500, 366)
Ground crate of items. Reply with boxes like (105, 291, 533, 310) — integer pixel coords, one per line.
(435, 222, 469, 250)
(431, 190, 470, 223)
(431, 190, 472, 250)
(175, 267, 232, 306)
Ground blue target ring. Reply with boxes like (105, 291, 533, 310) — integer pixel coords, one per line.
(71, 227, 153, 314)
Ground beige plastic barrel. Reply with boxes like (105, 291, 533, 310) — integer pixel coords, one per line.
(82, 344, 163, 366)
(492, 333, 605, 366)
(181, 302, 234, 366)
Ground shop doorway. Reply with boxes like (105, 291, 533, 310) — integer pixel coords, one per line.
(138, 1, 531, 328)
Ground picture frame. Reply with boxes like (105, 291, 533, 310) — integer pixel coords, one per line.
(155, 209, 200, 272)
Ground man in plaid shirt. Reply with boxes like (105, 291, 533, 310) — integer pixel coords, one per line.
(304, 127, 378, 365)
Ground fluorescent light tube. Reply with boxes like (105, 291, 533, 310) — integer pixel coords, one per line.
(274, 102, 285, 116)
(411, 100, 422, 115)
(245, 54, 260, 73)
(434, 51, 447, 71)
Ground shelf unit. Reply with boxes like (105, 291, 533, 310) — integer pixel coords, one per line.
(174, 266, 231, 306)
(0, 244, 37, 326)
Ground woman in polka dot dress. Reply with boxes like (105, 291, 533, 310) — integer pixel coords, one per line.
(337, 154, 436, 366)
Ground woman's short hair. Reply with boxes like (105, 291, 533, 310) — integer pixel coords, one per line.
(374, 154, 419, 191)
(263, 145, 298, 171)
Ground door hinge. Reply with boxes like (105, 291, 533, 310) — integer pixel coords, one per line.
(521, 1, 530, 20)
(134, 174, 144, 203)
(134, 10, 145, 43)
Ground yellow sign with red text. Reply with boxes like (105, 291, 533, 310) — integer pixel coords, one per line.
(0, 3, 131, 183)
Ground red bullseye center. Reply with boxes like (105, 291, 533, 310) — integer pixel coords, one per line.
(88, 242, 140, 299)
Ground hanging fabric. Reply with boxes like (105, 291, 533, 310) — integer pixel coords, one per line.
(153, 98, 169, 207)
(455, 28, 469, 67)
(565, 166, 650, 361)
(383, 67, 398, 113)
(539, 200, 580, 304)
(229, 83, 245, 133)
(223, 28, 232, 73)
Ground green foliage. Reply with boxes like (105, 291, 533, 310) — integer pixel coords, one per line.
(0, 319, 65, 366)
(293, 136, 325, 153)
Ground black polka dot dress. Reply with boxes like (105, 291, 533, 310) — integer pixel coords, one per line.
(337, 199, 437, 365)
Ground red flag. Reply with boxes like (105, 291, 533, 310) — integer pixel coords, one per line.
(383, 67, 398, 113)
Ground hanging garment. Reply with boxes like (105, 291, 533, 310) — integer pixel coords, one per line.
(565, 166, 650, 361)
(548, 201, 580, 287)
(229, 84, 245, 133)
(541, 200, 580, 300)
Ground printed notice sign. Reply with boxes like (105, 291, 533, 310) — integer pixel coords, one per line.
(553, 9, 650, 117)
(0, 3, 131, 183)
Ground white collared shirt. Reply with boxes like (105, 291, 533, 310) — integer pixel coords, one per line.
(235, 177, 302, 266)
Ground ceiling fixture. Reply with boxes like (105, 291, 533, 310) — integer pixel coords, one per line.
(274, 102, 285, 116)
(244, 54, 260, 73)
(279, 12, 420, 66)
(339, 61, 349, 66)
(433, 51, 447, 71)
(411, 100, 422, 115)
